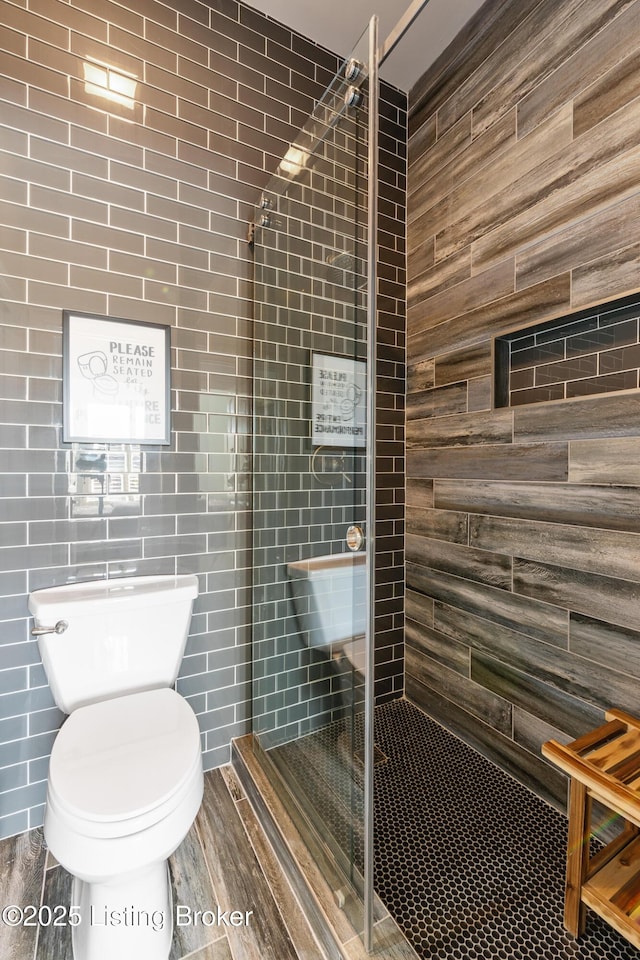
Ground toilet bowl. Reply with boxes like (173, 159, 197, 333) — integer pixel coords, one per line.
(28, 575, 203, 960)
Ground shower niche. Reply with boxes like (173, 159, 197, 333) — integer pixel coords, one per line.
(494, 293, 640, 409)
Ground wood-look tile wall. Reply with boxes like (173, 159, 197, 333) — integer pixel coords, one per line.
(0, 0, 405, 839)
(406, 0, 640, 810)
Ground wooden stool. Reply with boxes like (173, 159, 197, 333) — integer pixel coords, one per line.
(543, 709, 640, 949)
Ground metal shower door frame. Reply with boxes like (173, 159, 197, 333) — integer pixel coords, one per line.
(363, 13, 378, 955)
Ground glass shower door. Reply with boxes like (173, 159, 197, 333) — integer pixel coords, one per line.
(251, 19, 377, 947)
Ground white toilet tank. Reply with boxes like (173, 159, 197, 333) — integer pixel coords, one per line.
(287, 553, 366, 648)
(28, 574, 198, 713)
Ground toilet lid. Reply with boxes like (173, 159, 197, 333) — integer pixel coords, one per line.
(49, 688, 201, 824)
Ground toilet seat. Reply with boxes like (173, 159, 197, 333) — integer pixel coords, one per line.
(48, 687, 201, 839)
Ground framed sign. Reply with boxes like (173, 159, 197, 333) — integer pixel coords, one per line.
(63, 311, 171, 444)
(311, 352, 366, 448)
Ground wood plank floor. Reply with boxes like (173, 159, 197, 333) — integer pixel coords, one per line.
(0, 767, 323, 960)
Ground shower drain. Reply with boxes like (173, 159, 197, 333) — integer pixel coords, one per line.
(336, 730, 388, 773)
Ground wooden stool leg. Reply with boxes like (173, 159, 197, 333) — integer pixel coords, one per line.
(565, 778, 590, 937)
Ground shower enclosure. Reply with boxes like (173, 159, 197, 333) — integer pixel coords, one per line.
(250, 18, 378, 948)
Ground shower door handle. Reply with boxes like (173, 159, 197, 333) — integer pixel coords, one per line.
(346, 525, 364, 551)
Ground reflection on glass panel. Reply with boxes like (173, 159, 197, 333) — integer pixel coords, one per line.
(69, 443, 141, 517)
(250, 20, 374, 939)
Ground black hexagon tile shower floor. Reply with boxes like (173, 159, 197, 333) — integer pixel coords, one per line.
(372, 700, 639, 959)
(272, 699, 640, 958)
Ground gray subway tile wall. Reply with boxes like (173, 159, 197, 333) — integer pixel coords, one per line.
(252, 106, 371, 743)
(251, 75, 406, 744)
(0, 0, 331, 836)
(0, 0, 406, 838)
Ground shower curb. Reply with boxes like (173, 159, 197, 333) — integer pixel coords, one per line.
(231, 735, 417, 959)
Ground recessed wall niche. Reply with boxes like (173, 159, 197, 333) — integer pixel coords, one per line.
(494, 294, 640, 408)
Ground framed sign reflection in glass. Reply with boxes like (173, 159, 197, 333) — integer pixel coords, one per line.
(311, 352, 366, 448)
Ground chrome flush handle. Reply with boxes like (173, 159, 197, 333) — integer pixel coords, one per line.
(31, 619, 68, 637)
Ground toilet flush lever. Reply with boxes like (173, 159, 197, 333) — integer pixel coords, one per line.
(31, 619, 68, 637)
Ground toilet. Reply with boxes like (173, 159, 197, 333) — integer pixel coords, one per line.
(28, 574, 203, 960)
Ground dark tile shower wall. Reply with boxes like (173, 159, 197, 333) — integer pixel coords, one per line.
(406, 0, 640, 810)
(252, 78, 407, 744)
(374, 84, 407, 707)
(252, 111, 370, 743)
(0, 0, 400, 839)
